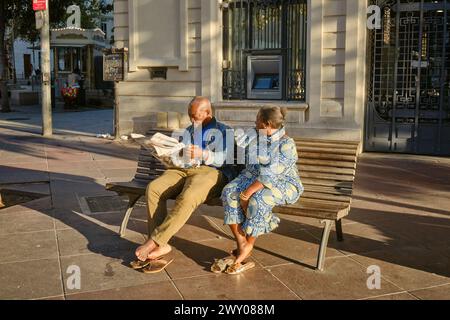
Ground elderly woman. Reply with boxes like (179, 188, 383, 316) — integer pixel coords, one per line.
(214, 106, 304, 275)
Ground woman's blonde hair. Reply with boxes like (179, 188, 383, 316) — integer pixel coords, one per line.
(257, 106, 288, 129)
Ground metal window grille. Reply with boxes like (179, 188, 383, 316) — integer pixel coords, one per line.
(222, 0, 308, 101)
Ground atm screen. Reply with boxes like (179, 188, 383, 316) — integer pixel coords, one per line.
(253, 74, 279, 90)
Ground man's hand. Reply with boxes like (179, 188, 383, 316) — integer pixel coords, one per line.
(188, 145, 204, 160)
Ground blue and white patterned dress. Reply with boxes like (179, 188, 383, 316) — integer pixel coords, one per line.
(221, 127, 304, 237)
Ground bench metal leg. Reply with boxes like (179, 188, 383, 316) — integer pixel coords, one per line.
(119, 194, 141, 238)
(335, 219, 344, 242)
(316, 219, 332, 272)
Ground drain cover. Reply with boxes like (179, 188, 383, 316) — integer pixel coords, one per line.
(80, 195, 129, 214)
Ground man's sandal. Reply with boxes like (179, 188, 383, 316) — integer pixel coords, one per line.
(224, 261, 256, 275)
(129, 256, 165, 270)
(141, 258, 174, 274)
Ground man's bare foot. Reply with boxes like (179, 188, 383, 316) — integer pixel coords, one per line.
(234, 241, 253, 265)
(148, 244, 172, 260)
(135, 239, 157, 261)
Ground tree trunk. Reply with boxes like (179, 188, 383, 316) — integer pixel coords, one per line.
(0, 1, 11, 113)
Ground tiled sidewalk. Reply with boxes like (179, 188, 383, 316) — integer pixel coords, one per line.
(1, 110, 449, 300)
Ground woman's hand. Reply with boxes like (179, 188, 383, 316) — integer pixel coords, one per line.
(240, 198, 249, 214)
(240, 189, 253, 214)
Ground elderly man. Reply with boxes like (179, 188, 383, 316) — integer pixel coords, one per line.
(133, 97, 236, 271)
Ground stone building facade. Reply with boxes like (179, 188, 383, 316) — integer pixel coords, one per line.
(113, 0, 369, 146)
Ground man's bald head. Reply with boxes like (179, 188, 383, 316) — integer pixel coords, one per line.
(189, 96, 212, 114)
(188, 96, 213, 126)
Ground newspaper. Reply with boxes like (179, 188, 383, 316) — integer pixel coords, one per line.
(132, 132, 199, 168)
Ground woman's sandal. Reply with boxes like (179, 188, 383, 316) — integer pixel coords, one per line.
(129, 255, 165, 270)
(211, 257, 235, 274)
(141, 258, 174, 274)
(211, 248, 253, 274)
(224, 261, 256, 275)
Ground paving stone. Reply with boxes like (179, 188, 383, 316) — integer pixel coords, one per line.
(348, 245, 450, 291)
(0, 163, 49, 184)
(409, 284, 450, 300)
(175, 214, 228, 243)
(305, 220, 412, 256)
(0, 258, 63, 300)
(269, 256, 402, 300)
(250, 227, 345, 268)
(36, 295, 66, 300)
(94, 159, 139, 169)
(60, 251, 170, 294)
(47, 163, 104, 179)
(0, 210, 54, 234)
(0, 182, 51, 196)
(97, 168, 136, 179)
(164, 238, 238, 280)
(364, 292, 418, 300)
(56, 225, 143, 257)
(0, 231, 57, 263)
(66, 281, 181, 300)
(0, 196, 52, 215)
(174, 268, 299, 300)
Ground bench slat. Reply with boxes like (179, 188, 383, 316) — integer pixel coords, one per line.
(299, 197, 352, 208)
(134, 173, 161, 180)
(302, 184, 352, 195)
(298, 164, 356, 176)
(298, 152, 357, 162)
(281, 199, 349, 211)
(300, 171, 355, 182)
(137, 164, 164, 170)
(297, 146, 358, 156)
(300, 178, 353, 189)
(138, 153, 160, 160)
(274, 206, 348, 220)
(301, 191, 352, 203)
(295, 141, 360, 150)
(137, 163, 166, 170)
(293, 137, 359, 146)
(298, 158, 357, 169)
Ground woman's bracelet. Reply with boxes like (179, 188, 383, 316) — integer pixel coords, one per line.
(240, 192, 251, 201)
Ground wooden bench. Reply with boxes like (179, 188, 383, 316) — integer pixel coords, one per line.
(106, 128, 360, 271)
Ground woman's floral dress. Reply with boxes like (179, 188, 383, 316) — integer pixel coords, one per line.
(221, 127, 304, 237)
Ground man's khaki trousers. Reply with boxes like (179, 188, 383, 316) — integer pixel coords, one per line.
(145, 165, 226, 245)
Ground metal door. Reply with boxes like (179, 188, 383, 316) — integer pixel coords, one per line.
(366, 0, 450, 155)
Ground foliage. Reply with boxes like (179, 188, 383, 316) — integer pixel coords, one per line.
(5, 0, 113, 43)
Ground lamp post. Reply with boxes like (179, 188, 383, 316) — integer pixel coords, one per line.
(34, 0, 52, 136)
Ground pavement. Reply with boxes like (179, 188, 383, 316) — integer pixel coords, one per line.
(0, 106, 449, 300)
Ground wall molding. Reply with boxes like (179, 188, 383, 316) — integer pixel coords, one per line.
(128, 0, 189, 72)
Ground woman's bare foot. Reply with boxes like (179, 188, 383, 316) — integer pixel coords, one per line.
(235, 226, 247, 255)
(148, 244, 172, 260)
(135, 239, 157, 261)
(234, 241, 253, 265)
